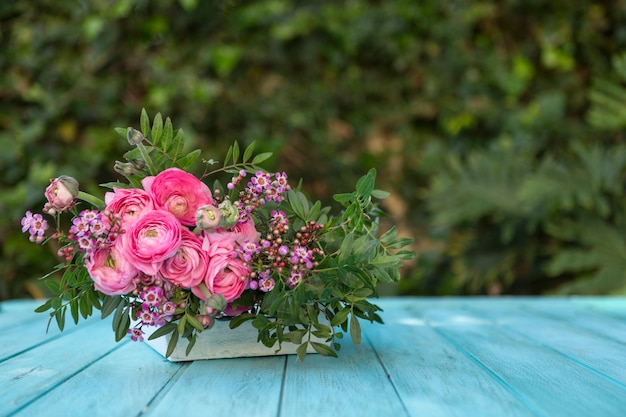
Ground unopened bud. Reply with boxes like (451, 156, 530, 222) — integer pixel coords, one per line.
(126, 127, 144, 145)
(114, 161, 135, 176)
(218, 200, 239, 228)
(195, 205, 221, 231)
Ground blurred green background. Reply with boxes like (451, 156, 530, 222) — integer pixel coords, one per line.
(3, 0, 626, 300)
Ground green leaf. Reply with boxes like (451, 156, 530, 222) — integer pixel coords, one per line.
(232, 141, 240, 164)
(252, 152, 273, 165)
(379, 226, 398, 243)
(152, 113, 163, 143)
(350, 314, 362, 345)
(140, 108, 150, 136)
(148, 322, 177, 340)
(243, 141, 255, 163)
(177, 314, 187, 335)
(162, 117, 174, 151)
(296, 342, 309, 362)
(288, 190, 307, 220)
(371, 189, 390, 199)
(45, 279, 62, 294)
(177, 149, 201, 170)
(166, 329, 180, 358)
(115, 308, 130, 341)
(228, 312, 255, 329)
(70, 299, 79, 324)
(79, 294, 92, 318)
(186, 313, 205, 332)
(356, 168, 376, 198)
(114, 127, 127, 139)
(34, 299, 53, 313)
(55, 307, 66, 331)
(331, 308, 350, 327)
(185, 333, 197, 356)
(101, 295, 122, 319)
(224, 144, 234, 166)
(311, 342, 338, 357)
(333, 192, 355, 204)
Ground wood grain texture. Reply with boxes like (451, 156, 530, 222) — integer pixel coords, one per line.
(2, 297, 626, 417)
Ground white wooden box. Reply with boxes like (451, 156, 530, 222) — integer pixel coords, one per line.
(142, 319, 321, 361)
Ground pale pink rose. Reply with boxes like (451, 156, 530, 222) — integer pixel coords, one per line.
(142, 168, 213, 226)
(192, 236, 250, 303)
(105, 188, 156, 226)
(86, 246, 139, 295)
(160, 228, 208, 288)
(44, 176, 79, 212)
(117, 209, 183, 275)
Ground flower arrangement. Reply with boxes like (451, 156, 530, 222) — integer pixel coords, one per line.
(22, 110, 414, 360)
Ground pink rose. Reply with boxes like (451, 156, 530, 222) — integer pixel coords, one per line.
(160, 228, 208, 288)
(86, 246, 139, 295)
(105, 188, 156, 227)
(117, 209, 183, 275)
(192, 236, 250, 303)
(143, 168, 213, 226)
(44, 176, 79, 213)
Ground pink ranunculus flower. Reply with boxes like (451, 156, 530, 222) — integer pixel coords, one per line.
(160, 228, 209, 288)
(117, 209, 183, 275)
(228, 218, 260, 245)
(142, 168, 213, 226)
(192, 234, 250, 303)
(86, 245, 139, 295)
(44, 176, 79, 212)
(105, 187, 156, 227)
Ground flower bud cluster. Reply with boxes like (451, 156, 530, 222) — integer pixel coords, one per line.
(68, 210, 122, 255)
(241, 210, 324, 291)
(230, 171, 291, 215)
(21, 211, 48, 244)
(129, 275, 178, 339)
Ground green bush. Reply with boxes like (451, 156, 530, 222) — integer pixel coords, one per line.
(2, 0, 626, 299)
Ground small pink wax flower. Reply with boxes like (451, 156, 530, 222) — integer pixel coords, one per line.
(143, 168, 213, 227)
(44, 175, 79, 213)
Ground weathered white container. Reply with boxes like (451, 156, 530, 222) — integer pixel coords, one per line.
(142, 318, 322, 361)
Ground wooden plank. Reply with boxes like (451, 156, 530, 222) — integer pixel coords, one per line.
(279, 338, 408, 417)
(0, 318, 125, 415)
(143, 355, 286, 417)
(12, 342, 186, 417)
(463, 301, 626, 386)
(364, 304, 536, 417)
(420, 304, 626, 417)
(518, 299, 626, 344)
(0, 300, 47, 330)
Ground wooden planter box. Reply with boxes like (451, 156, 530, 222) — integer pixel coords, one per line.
(142, 319, 321, 361)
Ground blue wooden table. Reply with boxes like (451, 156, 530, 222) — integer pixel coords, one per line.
(1, 297, 626, 417)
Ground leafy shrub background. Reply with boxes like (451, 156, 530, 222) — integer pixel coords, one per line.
(2, 0, 626, 299)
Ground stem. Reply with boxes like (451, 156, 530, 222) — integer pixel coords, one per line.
(136, 142, 158, 175)
(77, 191, 105, 210)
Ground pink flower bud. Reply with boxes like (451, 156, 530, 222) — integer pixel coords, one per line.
(195, 205, 222, 231)
(44, 176, 79, 212)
